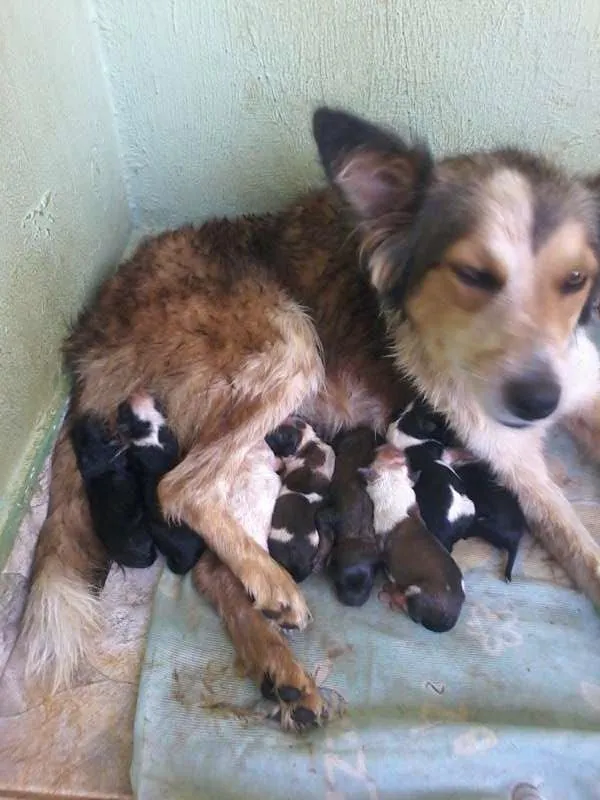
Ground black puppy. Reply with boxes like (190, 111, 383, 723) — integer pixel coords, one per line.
(387, 397, 461, 450)
(453, 460, 527, 581)
(117, 394, 206, 574)
(71, 395, 205, 574)
(70, 413, 158, 569)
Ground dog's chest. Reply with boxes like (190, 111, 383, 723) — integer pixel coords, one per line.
(300, 369, 410, 439)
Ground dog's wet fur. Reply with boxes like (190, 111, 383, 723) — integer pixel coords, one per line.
(21, 107, 600, 727)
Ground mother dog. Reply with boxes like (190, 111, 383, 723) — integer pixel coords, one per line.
(21, 108, 600, 729)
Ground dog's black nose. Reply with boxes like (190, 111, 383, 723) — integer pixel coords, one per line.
(502, 365, 561, 423)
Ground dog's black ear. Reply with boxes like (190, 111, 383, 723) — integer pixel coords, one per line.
(312, 107, 432, 294)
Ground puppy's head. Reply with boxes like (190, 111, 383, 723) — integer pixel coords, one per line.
(358, 443, 409, 485)
(313, 108, 600, 429)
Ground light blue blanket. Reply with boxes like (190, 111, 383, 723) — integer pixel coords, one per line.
(131, 421, 600, 800)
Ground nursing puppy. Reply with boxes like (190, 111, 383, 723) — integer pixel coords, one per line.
(268, 418, 335, 582)
(387, 398, 461, 450)
(118, 395, 207, 574)
(23, 107, 600, 729)
(361, 444, 465, 632)
(70, 414, 158, 569)
(71, 396, 206, 574)
(399, 438, 476, 550)
(322, 427, 382, 606)
(452, 459, 528, 581)
(388, 401, 526, 580)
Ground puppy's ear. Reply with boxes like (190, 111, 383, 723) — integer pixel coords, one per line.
(312, 107, 432, 294)
(581, 174, 600, 324)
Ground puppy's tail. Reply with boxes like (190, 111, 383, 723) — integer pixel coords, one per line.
(20, 419, 110, 691)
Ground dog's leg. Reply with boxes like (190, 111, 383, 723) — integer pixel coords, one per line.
(159, 310, 324, 630)
(492, 444, 600, 606)
(192, 552, 343, 731)
(20, 422, 111, 690)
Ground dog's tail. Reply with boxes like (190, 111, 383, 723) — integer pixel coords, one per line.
(20, 419, 110, 691)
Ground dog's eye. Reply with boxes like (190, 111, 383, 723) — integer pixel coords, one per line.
(560, 270, 588, 294)
(450, 264, 500, 292)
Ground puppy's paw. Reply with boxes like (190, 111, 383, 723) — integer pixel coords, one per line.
(239, 554, 312, 631)
(378, 581, 407, 612)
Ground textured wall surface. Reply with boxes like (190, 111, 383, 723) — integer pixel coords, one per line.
(93, 0, 600, 232)
(0, 0, 130, 537)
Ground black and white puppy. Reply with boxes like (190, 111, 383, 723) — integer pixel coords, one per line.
(388, 398, 526, 580)
(117, 395, 207, 574)
(70, 413, 158, 569)
(391, 437, 475, 550)
(71, 395, 206, 574)
(268, 418, 335, 582)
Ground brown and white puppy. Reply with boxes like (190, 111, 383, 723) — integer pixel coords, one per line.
(21, 107, 600, 728)
(361, 444, 465, 632)
(268, 418, 335, 582)
(380, 513, 466, 634)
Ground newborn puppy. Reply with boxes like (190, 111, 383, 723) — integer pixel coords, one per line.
(388, 399, 526, 580)
(402, 439, 475, 550)
(322, 427, 381, 607)
(117, 395, 206, 574)
(361, 444, 465, 632)
(452, 459, 528, 581)
(382, 511, 466, 633)
(71, 413, 158, 568)
(387, 397, 461, 451)
(268, 418, 335, 582)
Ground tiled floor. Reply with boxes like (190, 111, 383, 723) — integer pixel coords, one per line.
(0, 459, 162, 799)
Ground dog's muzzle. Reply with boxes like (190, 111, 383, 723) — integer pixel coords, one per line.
(501, 358, 561, 425)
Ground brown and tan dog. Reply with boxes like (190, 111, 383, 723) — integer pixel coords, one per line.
(20, 107, 600, 729)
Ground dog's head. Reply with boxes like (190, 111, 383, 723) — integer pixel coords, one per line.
(313, 108, 600, 429)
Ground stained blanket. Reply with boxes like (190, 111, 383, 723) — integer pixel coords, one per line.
(131, 416, 600, 800)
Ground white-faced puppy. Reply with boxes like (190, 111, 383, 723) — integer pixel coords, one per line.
(359, 444, 417, 543)
(268, 418, 335, 583)
(361, 444, 465, 632)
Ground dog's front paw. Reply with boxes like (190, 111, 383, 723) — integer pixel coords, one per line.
(260, 672, 346, 732)
(238, 554, 312, 631)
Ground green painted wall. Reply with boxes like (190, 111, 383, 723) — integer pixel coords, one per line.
(93, 0, 600, 233)
(0, 0, 131, 550)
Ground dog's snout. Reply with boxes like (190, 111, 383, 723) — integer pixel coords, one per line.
(502, 363, 561, 423)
